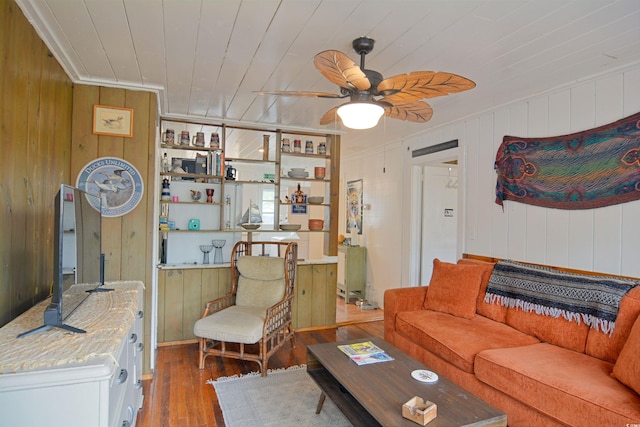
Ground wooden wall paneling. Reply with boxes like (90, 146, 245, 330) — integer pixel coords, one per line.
(0, 0, 13, 324)
(157, 270, 166, 343)
(121, 90, 151, 282)
(182, 269, 202, 341)
(97, 88, 125, 281)
(163, 269, 184, 341)
(71, 85, 100, 178)
(24, 20, 45, 303)
(42, 51, 73, 298)
(7, 0, 30, 319)
(0, 0, 74, 327)
(294, 265, 312, 328)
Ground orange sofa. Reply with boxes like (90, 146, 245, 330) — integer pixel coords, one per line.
(384, 256, 640, 427)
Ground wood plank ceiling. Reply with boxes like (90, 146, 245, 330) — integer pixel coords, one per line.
(16, 0, 640, 155)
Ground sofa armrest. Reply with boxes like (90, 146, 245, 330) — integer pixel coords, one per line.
(384, 287, 427, 344)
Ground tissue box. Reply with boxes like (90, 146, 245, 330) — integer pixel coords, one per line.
(402, 397, 437, 425)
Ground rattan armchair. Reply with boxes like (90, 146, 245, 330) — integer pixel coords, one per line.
(194, 241, 297, 376)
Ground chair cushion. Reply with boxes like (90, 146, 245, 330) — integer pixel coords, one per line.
(193, 305, 267, 344)
(423, 258, 485, 319)
(236, 256, 286, 307)
(237, 256, 284, 280)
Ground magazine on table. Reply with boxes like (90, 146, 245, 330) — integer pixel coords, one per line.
(337, 341, 394, 365)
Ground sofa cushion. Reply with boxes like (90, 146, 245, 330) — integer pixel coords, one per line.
(396, 309, 539, 373)
(612, 314, 640, 394)
(505, 307, 590, 353)
(457, 258, 507, 323)
(475, 343, 640, 426)
(586, 286, 640, 363)
(423, 259, 484, 319)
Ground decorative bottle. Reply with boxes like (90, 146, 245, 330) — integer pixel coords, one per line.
(162, 153, 170, 172)
(293, 183, 305, 204)
(161, 178, 171, 201)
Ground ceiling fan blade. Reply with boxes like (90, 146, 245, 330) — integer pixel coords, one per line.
(378, 71, 476, 102)
(314, 50, 370, 91)
(319, 106, 340, 125)
(256, 90, 345, 99)
(383, 100, 433, 123)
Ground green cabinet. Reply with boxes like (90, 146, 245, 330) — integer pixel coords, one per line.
(157, 267, 230, 342)
(337, 245, 367, 303)
(294, 263, 337, 329)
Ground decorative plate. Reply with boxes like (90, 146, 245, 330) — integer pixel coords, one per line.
(76, 157, 144, 217)
(411, 370, 439, 383)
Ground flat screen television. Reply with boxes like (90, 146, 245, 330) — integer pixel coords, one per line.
(18, 184, 104, 338)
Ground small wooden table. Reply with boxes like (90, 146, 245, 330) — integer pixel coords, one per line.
(307, 337, 507, 427)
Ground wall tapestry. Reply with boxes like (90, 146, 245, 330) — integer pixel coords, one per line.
(495, 111, 640, 210)
(346, 179, 363, 235)
(76, 157, 144, 217)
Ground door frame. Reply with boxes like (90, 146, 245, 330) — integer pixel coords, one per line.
(402, 146, 465, 287)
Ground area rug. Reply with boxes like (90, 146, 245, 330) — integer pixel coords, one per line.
(209, 365, 351, 427)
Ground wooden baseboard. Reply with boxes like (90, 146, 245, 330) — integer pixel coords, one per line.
(463, 253, 638, 280)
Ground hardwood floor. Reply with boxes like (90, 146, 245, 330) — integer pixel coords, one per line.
(335, 295, 383, 324)
(136, 320, 384, 427)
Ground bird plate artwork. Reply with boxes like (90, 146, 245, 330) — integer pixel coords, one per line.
(76, 157, 144, 217)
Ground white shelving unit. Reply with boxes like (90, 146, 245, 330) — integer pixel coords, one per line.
(158, 120, 338, 266)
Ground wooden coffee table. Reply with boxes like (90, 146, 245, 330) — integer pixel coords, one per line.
(307, 337, 507, 427)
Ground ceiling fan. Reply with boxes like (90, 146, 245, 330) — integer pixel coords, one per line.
(258, 37, 476, 129)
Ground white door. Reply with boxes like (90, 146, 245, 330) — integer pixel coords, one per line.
(420, 164, 458, 285)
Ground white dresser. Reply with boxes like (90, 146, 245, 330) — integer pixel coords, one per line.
(0, 281, 144, 427)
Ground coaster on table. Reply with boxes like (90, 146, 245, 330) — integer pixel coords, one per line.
(411, 370, 438, 383)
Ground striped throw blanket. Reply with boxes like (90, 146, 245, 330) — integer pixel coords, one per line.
(485, 260, 639, 334)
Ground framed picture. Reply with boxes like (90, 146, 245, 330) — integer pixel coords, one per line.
(346, 179, 363, 235)
(93, 105, 134, 137)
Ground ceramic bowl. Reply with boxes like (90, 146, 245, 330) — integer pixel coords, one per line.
(279, 224, 301, 231)
(290, 168, 306, 172)
(308, 219, 324, 230)
(307, 196, 324, 204)
(241, 223, 260, 230)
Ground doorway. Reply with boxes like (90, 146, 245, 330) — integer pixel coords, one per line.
(419, 163, 458, 284)
(407, 146, 462, 287)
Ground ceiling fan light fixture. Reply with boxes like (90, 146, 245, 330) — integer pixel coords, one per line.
(336, 102, 385, 129)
